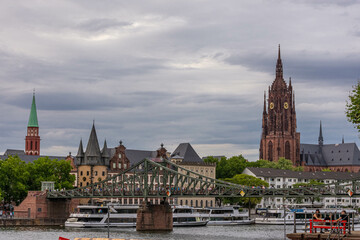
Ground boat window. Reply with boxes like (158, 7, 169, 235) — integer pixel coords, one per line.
(211, 209, 233, 214)
(174, 208, 192, 213)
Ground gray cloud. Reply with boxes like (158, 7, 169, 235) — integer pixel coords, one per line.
(75, 18, 132, 33)
(225, 52, 360, 84)
(1, 1, 360, 161)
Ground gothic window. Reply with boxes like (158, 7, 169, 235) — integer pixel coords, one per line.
(30, 141, 33, 149)
(268, 141, 273, 161)
(35, 141, 37, 150)
(113, 162, 116, 169)
(285, 141, 291, 160)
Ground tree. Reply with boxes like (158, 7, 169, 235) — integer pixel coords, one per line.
(26, 157, 75, 191)
(292, 179, 324, 206)
(0, 156, 29, 206)
(346, 81, 360, 131)
(203, 155, 249, 179)
(254, 158, 303, 171)
(222, 174, 269, 208)
(322, 168, 332, 172)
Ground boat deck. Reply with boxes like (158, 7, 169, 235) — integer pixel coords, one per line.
(287, 231, 360, 240)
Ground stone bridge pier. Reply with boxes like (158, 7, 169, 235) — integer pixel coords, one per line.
(136, 201, 173, 231)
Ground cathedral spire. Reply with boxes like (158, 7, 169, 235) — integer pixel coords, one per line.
(263, 91, 267, 113)
(318, 121, 324, 145)
(276, 44, 283, 79)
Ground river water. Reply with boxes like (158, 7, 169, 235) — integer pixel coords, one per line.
(0, 225, 297, 240)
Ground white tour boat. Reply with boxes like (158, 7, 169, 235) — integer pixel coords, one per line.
(65, 204, 208, 228)
(206, 206, 255, 225)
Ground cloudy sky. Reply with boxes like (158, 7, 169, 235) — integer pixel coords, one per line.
(1, 0, 360, 161)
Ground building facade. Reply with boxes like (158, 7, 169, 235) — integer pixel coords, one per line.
(259, 46, 300, 166)
(243, 167, 360, 209)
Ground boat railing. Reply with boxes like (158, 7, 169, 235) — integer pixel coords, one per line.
(293, 214, 354, 235)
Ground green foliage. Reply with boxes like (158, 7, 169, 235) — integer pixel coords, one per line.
(204, 155, 249, 179)
(222, 174, 269, 207)
(27, 157, 75, 190)
(204, 155, 303, 180)
(321, 168, 332, 172)
(0, 156, 75, 205)
(203, 156, 219, 164)
(346, 81, 360, 131)
(0, 156, 29, 205)
(254, 158, 303, 171)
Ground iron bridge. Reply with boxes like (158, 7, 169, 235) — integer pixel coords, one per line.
(47, 158, 360, 199)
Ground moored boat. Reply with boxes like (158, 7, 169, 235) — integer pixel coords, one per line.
(206, 206, 254, 226)
(65, 204, 208, 228)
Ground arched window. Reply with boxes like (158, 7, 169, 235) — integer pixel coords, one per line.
(180, 200, 183, 205)
(185, 200, 188, 205)
(35, 141, 37, 150)
(285, 141, 291, 160)
(268, 141, 273, 161)
(205, 200, 208, 207)
(190, 200, 193, 207)
(195, 200, 198, 207)
(30, 141, 33, 150)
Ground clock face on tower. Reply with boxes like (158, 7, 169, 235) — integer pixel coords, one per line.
(270, 102, 274, 109)
(284, 102, 289, 109)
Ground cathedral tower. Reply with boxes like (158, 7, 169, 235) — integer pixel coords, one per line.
(259, 45, 300, 166)
(25, 92, 40, 155)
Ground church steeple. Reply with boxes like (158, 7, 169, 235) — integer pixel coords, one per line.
(318, 121, 324, 146)
(276, 44, 283, 80)
(25, 91, 40, 155)
(28, 92, 39, 127)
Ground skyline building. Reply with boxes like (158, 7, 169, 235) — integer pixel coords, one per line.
(259, 45, 300, 166)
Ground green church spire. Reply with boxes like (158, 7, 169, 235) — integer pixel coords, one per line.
(28, 92, 39, 127)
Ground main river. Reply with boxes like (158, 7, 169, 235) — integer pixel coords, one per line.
(0, 225, 297, 240)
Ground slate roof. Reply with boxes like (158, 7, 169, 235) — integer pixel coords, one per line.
(125, 149, 158, 166)
(170, 143, 202, 163)
(300, 143, 360, 166)
(245, 167, 360, 180)
(1, 149, 67, 163)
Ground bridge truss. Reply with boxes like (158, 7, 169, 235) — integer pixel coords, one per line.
(47, 158, 360, 199)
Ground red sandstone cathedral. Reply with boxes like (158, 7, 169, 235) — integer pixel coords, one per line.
(259, 45, 300, 166)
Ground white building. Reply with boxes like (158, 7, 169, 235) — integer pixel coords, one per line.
(243, 167, 360, 209)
